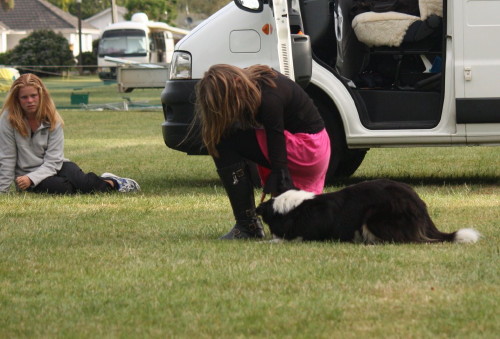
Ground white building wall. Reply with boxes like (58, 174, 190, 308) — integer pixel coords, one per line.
(84, 7, 127, 40)
(67, 32, 95, 56)
(0, 32, 6, 53)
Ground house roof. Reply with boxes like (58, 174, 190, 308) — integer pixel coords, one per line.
(83, 6, 128, 24)
(0, 0, 97, 31)
(0, 21, 9, 31)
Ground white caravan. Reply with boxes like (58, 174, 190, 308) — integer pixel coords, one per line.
(161, 0, 500, 181)
(98, 12, 189, 81)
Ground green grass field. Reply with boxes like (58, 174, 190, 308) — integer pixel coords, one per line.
(0, 106, 499, 337)
(0, 75, 164, 109)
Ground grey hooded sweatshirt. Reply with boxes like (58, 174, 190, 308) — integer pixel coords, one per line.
(0, 111, 65, 192)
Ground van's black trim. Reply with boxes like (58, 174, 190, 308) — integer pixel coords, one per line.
(456, 98, 500, 124)
(357, 89, 442, 129)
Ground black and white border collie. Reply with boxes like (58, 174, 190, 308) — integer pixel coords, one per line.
(256, 179, 480, 244)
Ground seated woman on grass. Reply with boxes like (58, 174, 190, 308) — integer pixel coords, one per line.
(0, 73, 140, 194)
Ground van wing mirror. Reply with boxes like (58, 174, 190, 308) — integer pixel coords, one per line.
(234, 0, 264, 12)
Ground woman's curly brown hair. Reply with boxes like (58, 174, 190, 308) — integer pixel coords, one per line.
(195, 64, 277, 157)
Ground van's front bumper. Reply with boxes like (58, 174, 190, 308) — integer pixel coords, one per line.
(160, 79, 207, 155)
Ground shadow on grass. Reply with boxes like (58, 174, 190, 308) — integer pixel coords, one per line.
(139, 174, 499, 194)
(331, 174, 500, 187)
(139, 176, 221, 191)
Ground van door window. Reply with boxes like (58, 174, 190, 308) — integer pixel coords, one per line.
(152, 32, 167, 63)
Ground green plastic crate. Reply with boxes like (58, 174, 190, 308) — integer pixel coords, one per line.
(71, 92, 89, 105)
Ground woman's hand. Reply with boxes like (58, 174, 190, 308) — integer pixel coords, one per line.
(263, 168, 296, 195)
(15, 176, 32, 190)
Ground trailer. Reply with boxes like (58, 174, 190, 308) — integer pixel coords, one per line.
(98, 12, 189, 81)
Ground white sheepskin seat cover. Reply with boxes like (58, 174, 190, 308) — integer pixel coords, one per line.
(352, 0, 443, 47)
(352, 11, 419, 47)
(419, 0, 443, 20)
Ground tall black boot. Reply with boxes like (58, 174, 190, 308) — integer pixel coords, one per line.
(217, 162, 266, 240)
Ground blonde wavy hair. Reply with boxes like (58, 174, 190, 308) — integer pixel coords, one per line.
(1, 73, 63, 137)
(195, 64, 277, 157)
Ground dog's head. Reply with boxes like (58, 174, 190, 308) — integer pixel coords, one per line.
(256, 189, 315, 239)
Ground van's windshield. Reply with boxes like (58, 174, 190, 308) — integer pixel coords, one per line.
(98, 29, 147, 57)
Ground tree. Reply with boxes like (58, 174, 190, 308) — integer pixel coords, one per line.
(3, 0, 181, 23)
(46, 0, 72, 11)
(6, 30, 75, 77)
(125, 0, 178, 24)
(65, 0, 127, 20)
(177, 0, 228, 16)
(0, 0, 14, 11)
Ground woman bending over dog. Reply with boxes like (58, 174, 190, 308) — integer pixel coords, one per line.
(195, 64, 331, 240)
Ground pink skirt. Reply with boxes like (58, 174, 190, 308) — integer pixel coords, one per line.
(255, 128, 331, 194)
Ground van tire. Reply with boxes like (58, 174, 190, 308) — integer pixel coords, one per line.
(315, 98, 368, 183)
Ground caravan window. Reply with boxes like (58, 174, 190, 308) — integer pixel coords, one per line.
(98, 29, 148, 57)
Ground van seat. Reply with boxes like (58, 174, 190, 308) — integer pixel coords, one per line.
(351, 0, 442, 47)
(350, 0, 443, 89)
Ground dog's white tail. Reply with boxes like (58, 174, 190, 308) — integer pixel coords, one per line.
(454, 228, 481, 243)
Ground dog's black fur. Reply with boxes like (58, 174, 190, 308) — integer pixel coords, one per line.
(256, 179, 479, 243)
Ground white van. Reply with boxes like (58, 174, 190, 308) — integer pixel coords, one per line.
(98, 13, 188, 81)
(161, 0, 500, 181)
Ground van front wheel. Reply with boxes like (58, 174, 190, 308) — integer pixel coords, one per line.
(316, 99, 368, 183)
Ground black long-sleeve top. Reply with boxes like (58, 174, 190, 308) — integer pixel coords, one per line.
(255, 72, 325, 171)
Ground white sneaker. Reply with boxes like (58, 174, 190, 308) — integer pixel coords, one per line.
(101, 172, 140, 192)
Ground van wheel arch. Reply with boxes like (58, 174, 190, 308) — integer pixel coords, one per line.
(306, 86, 369, 183)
